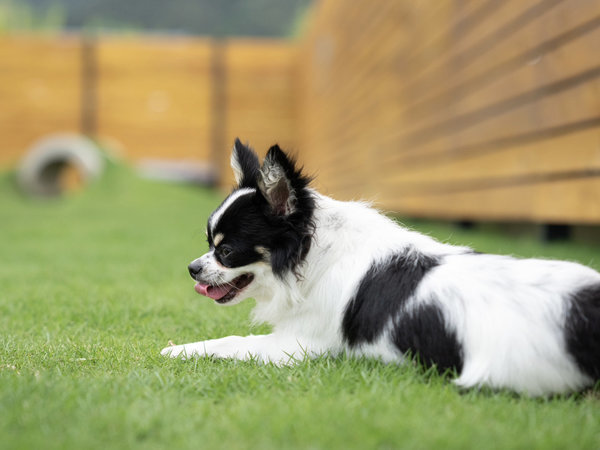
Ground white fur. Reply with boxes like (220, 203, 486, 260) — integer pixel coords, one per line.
(162, 192, 599, 396)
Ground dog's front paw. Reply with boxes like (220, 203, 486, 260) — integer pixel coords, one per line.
(160, 336, 249, 360)
(160, 340, 233, 359)
(160, 344, 187, 358)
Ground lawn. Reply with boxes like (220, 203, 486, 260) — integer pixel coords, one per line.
(1, 164, 599, 450)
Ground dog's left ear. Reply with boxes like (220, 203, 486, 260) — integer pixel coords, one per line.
(258, 145, 302, 216)
(231, 138, 260, 188)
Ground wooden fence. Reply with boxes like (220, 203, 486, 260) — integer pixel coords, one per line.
(2, 0, 600, 223)
(298, 0, 600, 224)
(0, 35, 297, 187)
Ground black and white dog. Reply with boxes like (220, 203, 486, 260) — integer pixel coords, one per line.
(162, 139, 600, 396)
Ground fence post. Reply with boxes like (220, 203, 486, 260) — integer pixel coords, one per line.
(81, 33, 98, 138)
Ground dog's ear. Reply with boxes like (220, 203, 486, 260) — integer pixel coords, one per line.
(231, 138, 260, 188)
(258, 145, 301, 216)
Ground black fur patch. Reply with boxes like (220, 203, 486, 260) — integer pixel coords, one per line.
(342, 251, 439, 346)
(565, 284, 600, 380)
(393, 302, 463, 373)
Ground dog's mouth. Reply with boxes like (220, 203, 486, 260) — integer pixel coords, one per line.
(194, 274, 254, 303)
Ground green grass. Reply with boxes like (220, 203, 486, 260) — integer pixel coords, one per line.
(1, 165, 600, 450)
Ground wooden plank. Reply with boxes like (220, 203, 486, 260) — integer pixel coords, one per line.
(378, 176, 600, 224)
(383, 126, 600, 188)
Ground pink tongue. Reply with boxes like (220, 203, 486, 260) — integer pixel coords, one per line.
(194, 283, 232, 300)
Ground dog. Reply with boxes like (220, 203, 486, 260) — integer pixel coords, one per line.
(162, 139, 600, 396)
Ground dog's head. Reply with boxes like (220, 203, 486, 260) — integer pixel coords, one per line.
(188, 139, 315, 305)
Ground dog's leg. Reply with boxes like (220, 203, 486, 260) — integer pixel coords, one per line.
(160, 334, 318, 365)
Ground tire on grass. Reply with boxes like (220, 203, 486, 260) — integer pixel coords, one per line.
(17, 134, 104, 196)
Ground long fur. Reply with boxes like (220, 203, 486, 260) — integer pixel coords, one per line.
(162, 140, 600, 396)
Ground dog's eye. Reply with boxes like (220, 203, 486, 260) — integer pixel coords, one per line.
(220, 246, 233, 258)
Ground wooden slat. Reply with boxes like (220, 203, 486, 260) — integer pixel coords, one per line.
(379, 176, 600, 224)
(384, 126, 600, 186)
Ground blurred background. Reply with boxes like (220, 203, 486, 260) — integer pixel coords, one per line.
(2, 3, 600, 448)
(1, 0, 600, 238)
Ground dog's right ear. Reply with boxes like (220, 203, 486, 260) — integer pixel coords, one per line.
(231, 138, 260, 188)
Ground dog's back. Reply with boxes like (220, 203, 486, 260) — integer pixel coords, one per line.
(305, 193, 600, 395)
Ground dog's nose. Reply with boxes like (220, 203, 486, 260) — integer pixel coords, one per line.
(188, 260, 202, 280)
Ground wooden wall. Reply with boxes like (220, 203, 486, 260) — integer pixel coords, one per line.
(3, 1, 600, 224)
(0, 35, 297, 176)
(298, 0, 600, 224)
